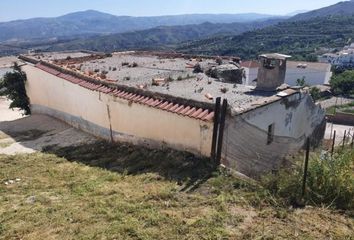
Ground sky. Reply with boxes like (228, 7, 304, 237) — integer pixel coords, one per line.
(0, 0, 343, 22)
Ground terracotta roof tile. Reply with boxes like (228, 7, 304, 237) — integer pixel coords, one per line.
(163, 103, 174, 110)
(158, 101, 169, 109)
(179, 106, 191, 115)
(185, 107, 196, 116)
(203, 112, 215, 121)
(151, 100, 162, 107)
(191, 108, 204, 118)
(197, 109, 209, 119)
(169, 104, 179, 112)
(174, 105, 185, 113)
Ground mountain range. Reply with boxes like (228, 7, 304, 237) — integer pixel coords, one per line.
(42, 19, 282, 53)
(0, 10, 280, 42)
(177, 0, 354, 59)
(0, 0, 354, 59)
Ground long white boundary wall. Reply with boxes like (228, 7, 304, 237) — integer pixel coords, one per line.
(23, 64, 213, 156)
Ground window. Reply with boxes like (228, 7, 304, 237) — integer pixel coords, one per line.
(263, 59, 277, 69)
(267, 123, 275, 145)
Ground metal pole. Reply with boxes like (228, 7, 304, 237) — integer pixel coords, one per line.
(302, 138, 310, 198)
(211, 97, 221, 162)
(331, 130, 336, 156)
(342, 130, 347, 150)
(215, 99, 228, 165)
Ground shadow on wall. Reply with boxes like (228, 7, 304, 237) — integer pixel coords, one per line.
(0, 114, 216, 191)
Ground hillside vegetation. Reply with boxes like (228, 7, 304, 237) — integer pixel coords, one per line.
(0, 140, 353, 239)
(289, 0, 354, 21)
(43, 20, 281, 53)
(177, 15, 354, 60)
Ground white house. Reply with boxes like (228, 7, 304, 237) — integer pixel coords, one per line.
(319, 43, 354, 68)
(241, 60, 332, 86)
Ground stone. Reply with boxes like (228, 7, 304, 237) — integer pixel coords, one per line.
(26, 196, 36, 204)
(207, 64, 243, 84)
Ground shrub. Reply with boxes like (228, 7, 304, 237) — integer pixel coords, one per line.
(310, 87, 321, 102)
(330, 70, 354, 95)
(261, 149, 354, 210)
(193, 63, 203, 73)
(0, 63, 31, 115)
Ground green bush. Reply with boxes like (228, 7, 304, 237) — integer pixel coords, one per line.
(261, 149, 354, 210)
(310, 87, 321, 102)
(0, 63, 31, 115)
(330, 70, 354, 95)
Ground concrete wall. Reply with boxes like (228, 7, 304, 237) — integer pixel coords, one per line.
(243, 67, 258, 86)
(256, 59, 287, 91)
(222, 92, 326, 176)
(244, 66, 332, 87)
(285, 67, 332, 86)
(23, 64, 213, 156)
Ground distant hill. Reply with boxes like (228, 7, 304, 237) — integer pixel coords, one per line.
(41, 19, 282, 53)
(177, 15, 354, 60)
(289, 0, 354, 21)
(0, 10, 281, 42)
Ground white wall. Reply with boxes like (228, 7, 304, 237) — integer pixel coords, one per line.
(285, 67, 332, 86)
(23, 64, 213, 156)
(243, 67, 258, 86)
(222, 92, 326, 176)
(243, 66, 332, 86)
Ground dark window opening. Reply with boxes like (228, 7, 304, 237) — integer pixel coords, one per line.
(263, 59, 277, 69)
(267, 123, 275, 145)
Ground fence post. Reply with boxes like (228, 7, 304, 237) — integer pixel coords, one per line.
(331, 130, 336, 156)
(351, 133, 354, 148)
(342, 130, 347, 150)
(215, 99, 228, 166)
(211, 97, 221, 163)
(302, 138, 311, 198)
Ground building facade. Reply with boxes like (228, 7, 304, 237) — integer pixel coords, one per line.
(242, 60, 332, 86)
(20, 52, 326, 177)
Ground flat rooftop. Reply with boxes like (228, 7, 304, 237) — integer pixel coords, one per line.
(22, 51, 299, 112)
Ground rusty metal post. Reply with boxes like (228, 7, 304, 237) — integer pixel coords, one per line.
(331, 130, 336, 156)
(342, 130, 347, 150)
(216, 99, 228, 165)
(211, 97, 221, 163)
(302, 138, 311, 198)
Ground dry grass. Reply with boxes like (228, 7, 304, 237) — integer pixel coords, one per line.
(0, 142, 353, 240)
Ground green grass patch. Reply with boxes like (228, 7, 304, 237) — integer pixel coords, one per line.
(326, 101, 354, 115)
(0, 142, 353, 239)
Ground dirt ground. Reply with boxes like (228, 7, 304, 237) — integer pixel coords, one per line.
(0, 97, 95, 155)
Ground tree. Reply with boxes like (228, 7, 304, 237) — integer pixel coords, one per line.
(296, 77, 307, 87)
(0, 63, 31, 115)
(310, 87, 321, 102)
(330, 70, 354, 95)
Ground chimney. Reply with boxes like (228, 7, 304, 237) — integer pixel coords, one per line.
(256, 53, 291, 91)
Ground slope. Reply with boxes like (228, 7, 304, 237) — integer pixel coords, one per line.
(177, 15, 354, 60)
(31, 19, 282, 53)
(290, 0, 354, 21)
(0, 10, 280, 42)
